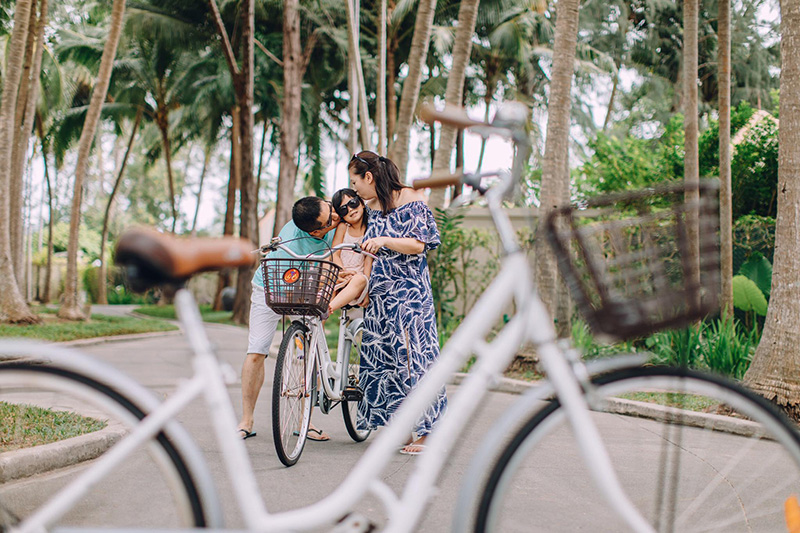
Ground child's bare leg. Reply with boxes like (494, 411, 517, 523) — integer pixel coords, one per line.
(329, 274, 368, 312)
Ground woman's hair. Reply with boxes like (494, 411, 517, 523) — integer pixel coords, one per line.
(332, 188, 368, 230)
(348, 151, 405, 215)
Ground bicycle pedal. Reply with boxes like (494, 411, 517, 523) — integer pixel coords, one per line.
(331, 512, 376, 532)
(342, 387, 363, 402)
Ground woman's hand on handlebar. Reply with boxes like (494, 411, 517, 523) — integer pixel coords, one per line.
(362, 237, 388, 255)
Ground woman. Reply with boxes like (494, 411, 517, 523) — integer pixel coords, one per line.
(348, 150, 446, 456)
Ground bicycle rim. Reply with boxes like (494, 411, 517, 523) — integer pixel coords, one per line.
(0, 362, 207, 531)
(474, 367, 800, 532)
(272, 322, 312, 466)
(341, 326, 370, 443)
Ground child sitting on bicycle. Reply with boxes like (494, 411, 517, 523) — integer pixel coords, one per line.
(328, 188, 372, 314)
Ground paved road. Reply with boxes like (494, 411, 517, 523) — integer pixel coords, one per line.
(3, 314, 796, 531)
(3, 320, 523, 530)
(80, 324, 526, 531)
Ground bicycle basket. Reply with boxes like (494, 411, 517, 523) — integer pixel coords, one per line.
(261, 258, 341, 317)
(545, 179, 720, 341)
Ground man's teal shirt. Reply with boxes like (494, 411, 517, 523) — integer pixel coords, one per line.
(252, 220, 335, 288)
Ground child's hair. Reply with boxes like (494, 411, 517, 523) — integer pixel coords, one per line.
(332, 188, 368, 230)
(347, 151, 404, 215)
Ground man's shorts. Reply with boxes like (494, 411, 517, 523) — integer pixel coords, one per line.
(247, 283, 282, 355)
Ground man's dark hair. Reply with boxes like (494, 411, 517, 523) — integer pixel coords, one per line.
(292, 196, 325, 233)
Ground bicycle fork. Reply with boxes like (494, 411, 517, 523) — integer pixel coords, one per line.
(527, 297, 656, 533)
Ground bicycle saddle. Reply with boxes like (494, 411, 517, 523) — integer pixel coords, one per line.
(115, 228, 255, 291)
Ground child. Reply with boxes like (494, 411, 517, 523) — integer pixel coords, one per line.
(328, 189, 372, 314)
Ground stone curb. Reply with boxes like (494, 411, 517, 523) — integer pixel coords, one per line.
(60, 329, 182, 347)
(451, 372, 763, 436)
(0, 423, 127, 483)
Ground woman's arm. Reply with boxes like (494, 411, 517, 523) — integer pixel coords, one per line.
(362, 236, 425, 255)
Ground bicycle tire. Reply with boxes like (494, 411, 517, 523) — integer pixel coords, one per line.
(470, 366, 800, 532)
(272, 321, 313, 466)
(341, 323, 370, 442)
(0, 360, 209, 530)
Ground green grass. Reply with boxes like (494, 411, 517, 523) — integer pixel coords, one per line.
(0, 401, 107, 452)
(616, 391, 721, 412)
(134, 304, 238, 326)
(0, 313, 177, 342)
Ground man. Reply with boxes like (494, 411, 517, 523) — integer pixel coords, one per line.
(237, 196, 340, 440)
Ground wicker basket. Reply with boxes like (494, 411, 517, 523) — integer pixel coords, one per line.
(261, 258, 341, 317)
(545, 180, 720, 341)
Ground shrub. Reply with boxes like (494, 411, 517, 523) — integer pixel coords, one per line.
(701, 316, 757, 380)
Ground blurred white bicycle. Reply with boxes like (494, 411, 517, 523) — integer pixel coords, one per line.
(2, 103, 800, 533)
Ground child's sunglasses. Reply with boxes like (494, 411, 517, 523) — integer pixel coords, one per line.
(335, 197, 362, 217)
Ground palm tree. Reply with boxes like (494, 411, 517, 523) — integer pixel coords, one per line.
(272, 0, 323, 234)
(427, 0, 481, 209)
(97, 108, 143, 304)
(9, 1, 41, 290)
(718, 0, 733, 317)
(683, 0, 700, 296)
(743, 0, 800, 420)
(0, 0, 39, 323)
(59, 0, 126, 321)
(387, 0, 437, 178)
(533, 0, 580, 337)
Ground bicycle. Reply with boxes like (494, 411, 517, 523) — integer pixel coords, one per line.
(0, 102, 798, 533)
(259, 239, 374, 466)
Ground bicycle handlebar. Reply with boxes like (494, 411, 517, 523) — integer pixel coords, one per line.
(412, 170, 464, 190)
(419, 102, 485, 129)
(258, 239, 378, 261)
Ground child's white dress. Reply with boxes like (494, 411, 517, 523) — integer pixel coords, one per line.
(337, 224, 369, 305)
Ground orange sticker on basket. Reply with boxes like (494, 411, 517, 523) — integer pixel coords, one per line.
(283, 268, 301, 284)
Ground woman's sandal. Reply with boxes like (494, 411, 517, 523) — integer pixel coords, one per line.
(399, 444, 425, 456)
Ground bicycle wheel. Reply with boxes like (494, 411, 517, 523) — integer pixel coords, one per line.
(470, 367, 800, 532)
(272, 321, 313, 466)
(341, 324, 370, 442)
(0, 359, 213, 531)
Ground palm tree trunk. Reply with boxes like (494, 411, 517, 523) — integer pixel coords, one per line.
(232, 0, 257, 325)
(602, 65, 619, 131)
(157, 111, 178, 234)
(684, 0, 701, 297)
(387, 0, 437, 178)
(213, 110, 241, 311)
(191, 149, 211, 237)
(256, 119, 269, 196)
(744, 0, 800, 420)
(387, 3, 398, 143)
(18, 0, 47, 299)
(37, 115, 53, 304)
(718, 0, 733, 317)
(98, 109, 141, 305)
(377, 0, 387, 153)
(0, 0, 38, 323)
(533, 0, 580, 336)
(59, 0, 126, 321)
(9, 1, 39, 288)
(274, 0, 305, 234)
(428, 0, 481, 209)
(476, 96, 492, 172)
(344, 0, 373, 151)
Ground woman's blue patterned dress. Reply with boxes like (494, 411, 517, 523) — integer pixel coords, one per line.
(357, 201, 447, 435)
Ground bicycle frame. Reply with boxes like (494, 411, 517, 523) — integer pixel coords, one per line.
(15, 113, 656, 533)
(301, 308, 363, 407)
